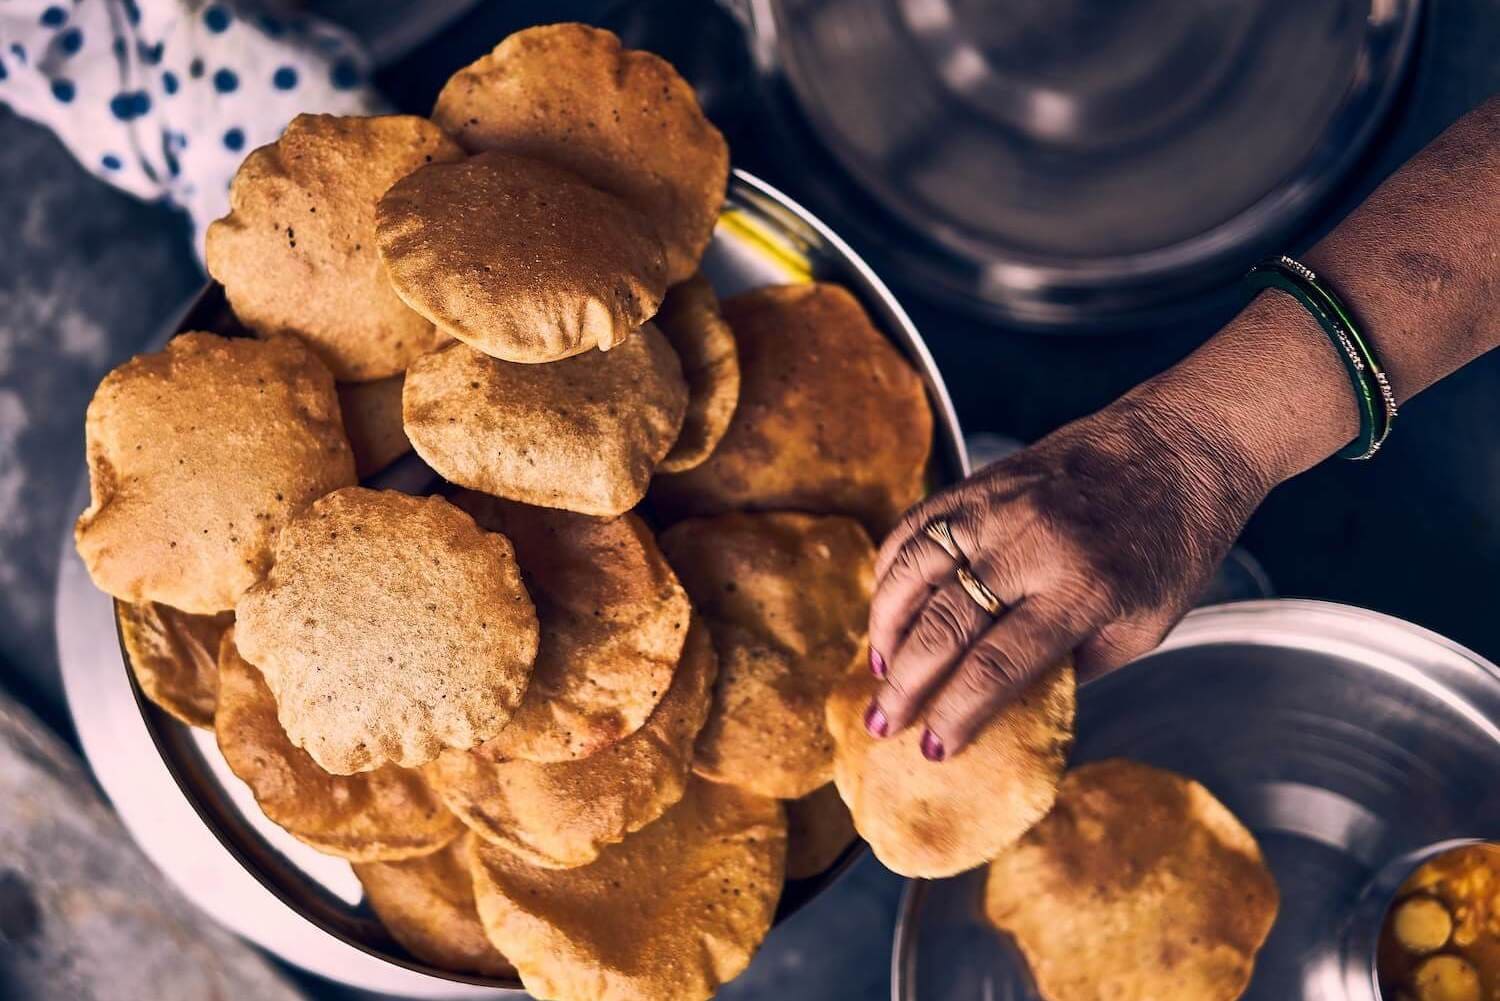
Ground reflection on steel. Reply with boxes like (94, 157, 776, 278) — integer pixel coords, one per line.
(893, 600, 1500, 1001)
(748, 0, 1422, 327)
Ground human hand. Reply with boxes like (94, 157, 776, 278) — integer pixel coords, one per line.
(864, 393, 1275, 761)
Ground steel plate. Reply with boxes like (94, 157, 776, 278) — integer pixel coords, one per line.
(55, 170, 968, 997)
(747, 0, 1422, 327)
(893, 599, 1500, 1001)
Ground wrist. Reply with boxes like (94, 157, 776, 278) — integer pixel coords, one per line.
(1129, 291, 1359, 495)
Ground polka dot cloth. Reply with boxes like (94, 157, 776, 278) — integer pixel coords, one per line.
(0, 0, 381, 257)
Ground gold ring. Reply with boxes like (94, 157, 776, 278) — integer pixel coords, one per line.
(956, 565, 1005, 617)
(923, 519, 963, 561)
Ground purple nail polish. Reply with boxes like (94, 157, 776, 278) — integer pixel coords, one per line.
(920, 730, 946, 762)
(864, 701, 889, 738)
(870, 648, 887, 679)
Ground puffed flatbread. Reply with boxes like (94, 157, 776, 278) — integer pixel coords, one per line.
(235, 488, 539, 774)
(654, 274, 740, 473)
(353, 835, 515, 979)
(652, 283, 932, 535)
(76, 332, 355, 614)
(337, 376, 411, 478)
(660, 512, 874, 799)
(376, 150, 666, 363)
(116, 601, 233, 729)
(826, 662, 1075, 878)
(403, 331, 687, 517)
(425, 618, 716, 869)
(206, 114, 463, 381)
(469, 775, 785, 1001)
(785, 783, 858, 880)
(451, 491, 690, 762)
(216, 631, 460, 861)
(984, 759, 1279, 1001)
(432, 22, 728, 285)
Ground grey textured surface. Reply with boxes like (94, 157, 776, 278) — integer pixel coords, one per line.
(0, 689, 306, 1001)
(2, 2, 1499, 1000)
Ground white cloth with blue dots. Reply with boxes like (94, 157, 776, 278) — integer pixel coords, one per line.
(0, 0, 382, 257)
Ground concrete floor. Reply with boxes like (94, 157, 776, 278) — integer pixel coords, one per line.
(2, 2, 1498, 999)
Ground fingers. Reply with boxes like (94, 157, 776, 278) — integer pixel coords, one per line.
(873, 491, 961, 582)
(915, 594, 1097, 760)
(866, 530, 961, 669)
(869, 570, 997, 735)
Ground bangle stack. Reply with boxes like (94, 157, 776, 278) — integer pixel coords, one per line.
(1245, 255, 1397, 460)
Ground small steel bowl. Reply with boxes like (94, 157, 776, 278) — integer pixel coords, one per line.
(56, 170, 969, 997)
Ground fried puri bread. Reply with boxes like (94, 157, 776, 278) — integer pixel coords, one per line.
(116, 601, 233, 729)
(785, 782, 858, 880)
(353, 835, 515, 979)
(403, 331, 687, 517)
(76, 333, 355, 614)
(660, 512, 875, 800)
(216, 631, 460, 861)
(205, 114, 463, 381)
(984, 759, 1280, 1001)
(425, 618, 716, 869)
(826, 662, 1075, 878)
(654, 275, 740, 473)
(376, 150, 666, 363)
(337, 376, 411, 478)
(451, 492, 690, 762)
(235, 488, 539, 774)
(652, 283, 932, 535)
(469, 775, 785, 1001)
(432, 23, 727, 285)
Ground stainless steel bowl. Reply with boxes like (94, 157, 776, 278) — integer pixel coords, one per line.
(55, 170, 969, 997)
(892, 600, 1500, 1001)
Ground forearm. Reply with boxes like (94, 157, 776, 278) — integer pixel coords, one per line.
(1134, 96, 1500, 493)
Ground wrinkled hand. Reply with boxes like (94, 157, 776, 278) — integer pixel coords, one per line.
(865, 395, 1273, 760)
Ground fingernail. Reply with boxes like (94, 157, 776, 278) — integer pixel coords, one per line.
(920, 729, 946, 762)
(864, 701, 889, 738)
(870, 648, 887, 679)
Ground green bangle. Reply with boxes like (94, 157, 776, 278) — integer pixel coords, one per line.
(1244, 255, 1398, 460)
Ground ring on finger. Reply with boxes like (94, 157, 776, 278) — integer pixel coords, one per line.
(923, 518, 964, 561)
(956, 565, 1005, 617)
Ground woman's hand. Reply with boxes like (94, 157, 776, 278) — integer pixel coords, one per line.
(865, 392, 1278, 761)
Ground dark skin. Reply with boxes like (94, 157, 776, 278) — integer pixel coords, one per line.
(866, 95, 1500, 760)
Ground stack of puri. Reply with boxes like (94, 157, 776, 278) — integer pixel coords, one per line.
(71, 20, 934, 1001)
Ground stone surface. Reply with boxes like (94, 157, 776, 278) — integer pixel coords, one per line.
(0, 690, 305, 1001)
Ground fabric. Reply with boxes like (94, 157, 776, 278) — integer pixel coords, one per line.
(0, 0, 381, 254)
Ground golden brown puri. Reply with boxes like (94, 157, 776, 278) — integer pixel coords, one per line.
(654, 275, 740, 473)
(469, 775, 785, 1001)
(784, 782, 858, 880)
(984, 759, 1280, 1001)
(424, 618, 717, 870)
(215, 631, 461, 862)
(375, 150, 666, 364)
(826, 662, 1075, 879)
(432, 22, 728, 286)
(75, 333, 355, 614)
(234, 487, 539, 775)
(337, 376, 411, 478)
(116, 602, 233, 729)
(659, 512, 875, 800)
(353, 835, 515, 979)
(450, 492, 690, 762)
(403, 330, 687, 517)
(205, 114, 463, 381)
(651, 282, 933, 536)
